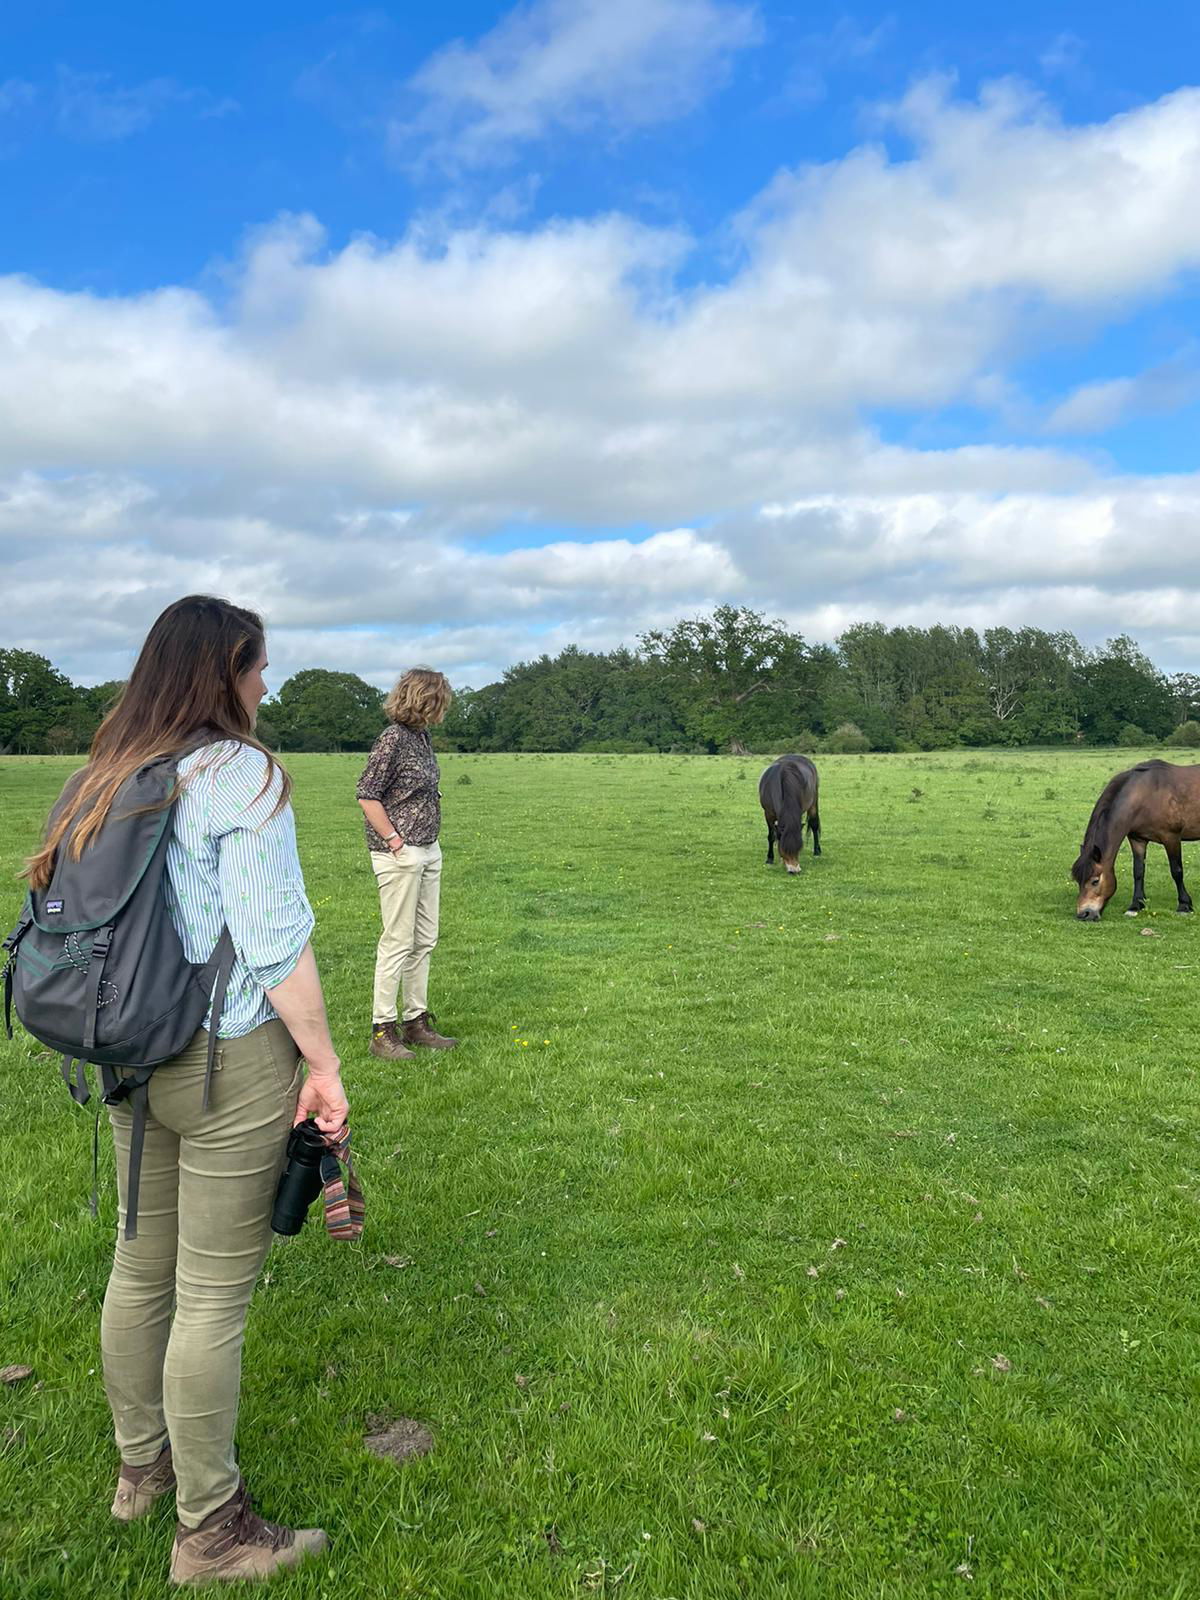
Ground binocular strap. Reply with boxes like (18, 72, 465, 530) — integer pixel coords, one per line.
(319, 1124, 364, 1241)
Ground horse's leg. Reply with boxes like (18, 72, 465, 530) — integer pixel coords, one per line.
(808, 800, 821, 857)
(765, 817, 775, 865)
(1165, 838, 1193, 912)
(1128, 836, 1147, 912)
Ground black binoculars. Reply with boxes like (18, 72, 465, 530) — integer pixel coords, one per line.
(271, 1118, 328, 1235)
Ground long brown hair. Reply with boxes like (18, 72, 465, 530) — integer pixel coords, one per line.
(384, 667, 452, 729)
(24, 595, 290, 889)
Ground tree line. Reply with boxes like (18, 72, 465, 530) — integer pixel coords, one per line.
(4, 608, 1200, 757)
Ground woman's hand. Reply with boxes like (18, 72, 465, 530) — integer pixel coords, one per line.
(294, 1062, 350, 1132)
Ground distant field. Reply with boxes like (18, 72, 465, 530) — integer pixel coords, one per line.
(2, 748, 1199, 1600)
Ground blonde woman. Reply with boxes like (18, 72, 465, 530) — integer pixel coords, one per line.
(356, 668, 458, 1059)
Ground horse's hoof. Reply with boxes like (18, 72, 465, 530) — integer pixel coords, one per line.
(1178, 906, 1194, 915)
(1125, 909, 1140, 917)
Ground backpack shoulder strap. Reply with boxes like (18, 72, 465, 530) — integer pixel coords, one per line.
(81, 924, 115, 1053)
(2, 909, 32, 1041)
(100, 1064, 155, 1241)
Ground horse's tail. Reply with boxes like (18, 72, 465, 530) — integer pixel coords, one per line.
(1071, 766, 1136, 883)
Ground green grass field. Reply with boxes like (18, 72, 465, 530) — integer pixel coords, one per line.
(2, 748, 1200, 1600)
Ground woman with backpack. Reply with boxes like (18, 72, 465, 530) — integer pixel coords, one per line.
(20, 596, 346, 1585)
(356, 667, 458, 1059)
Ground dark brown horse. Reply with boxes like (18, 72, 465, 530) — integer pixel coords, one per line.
(760, 755, 821, 874)
(1072, 760, 1200, 919)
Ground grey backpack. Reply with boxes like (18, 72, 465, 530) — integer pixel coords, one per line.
(4, 745, 235, 1238)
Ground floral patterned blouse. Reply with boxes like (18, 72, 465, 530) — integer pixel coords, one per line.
(356, 723, 442, 850)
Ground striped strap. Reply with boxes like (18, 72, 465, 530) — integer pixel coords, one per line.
(318, 1123, 364, 1241)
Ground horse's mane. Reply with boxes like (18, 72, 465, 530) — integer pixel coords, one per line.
(1070, 764, 1159, 883)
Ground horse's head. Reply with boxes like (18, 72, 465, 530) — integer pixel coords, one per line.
(1072, 843, 1115, 920)
(778, 831, 804, 874)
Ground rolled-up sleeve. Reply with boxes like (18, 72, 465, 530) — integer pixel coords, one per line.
(209, 747, 315, 990)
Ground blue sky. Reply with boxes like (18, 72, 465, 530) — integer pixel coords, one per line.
(5, 3, 1195, 305)
(2, 1, 1199, 685)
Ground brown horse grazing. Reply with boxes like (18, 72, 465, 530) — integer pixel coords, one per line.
(1072, 760, 1200, 920)
(760, 755, 821, 874)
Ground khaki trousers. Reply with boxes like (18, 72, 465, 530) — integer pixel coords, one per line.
(100, 1021, 300, 1527)
(370, 842, 442, 1023)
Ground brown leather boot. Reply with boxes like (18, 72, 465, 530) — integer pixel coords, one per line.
(402, 1011, 458, 1050)
(169, 1480, 327, 1586)
(112, 1441, 175, 1521)
(368, 1020, 415, 1060)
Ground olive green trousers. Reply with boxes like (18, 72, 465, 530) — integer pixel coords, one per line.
(100, 1020, 299, 1527)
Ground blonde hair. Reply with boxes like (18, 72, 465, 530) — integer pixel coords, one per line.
(385, 667, 452, 729)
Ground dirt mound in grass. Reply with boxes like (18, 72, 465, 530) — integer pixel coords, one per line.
(364, 1416, 434, 1462)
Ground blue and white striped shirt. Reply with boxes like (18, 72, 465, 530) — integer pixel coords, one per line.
(165, 742, 315, 1038)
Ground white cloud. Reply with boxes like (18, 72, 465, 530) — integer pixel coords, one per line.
(396, 0, 761, 168)
(752, 483, 1200, 593)
(1045, 376, 1143, 434)
(1045, 351, 1200, 433)
(740, 77, 1200, 313)
(7, 469, 1200, 687)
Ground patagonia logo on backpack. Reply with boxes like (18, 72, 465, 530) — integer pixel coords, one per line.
(3, 740, 235, 1241)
